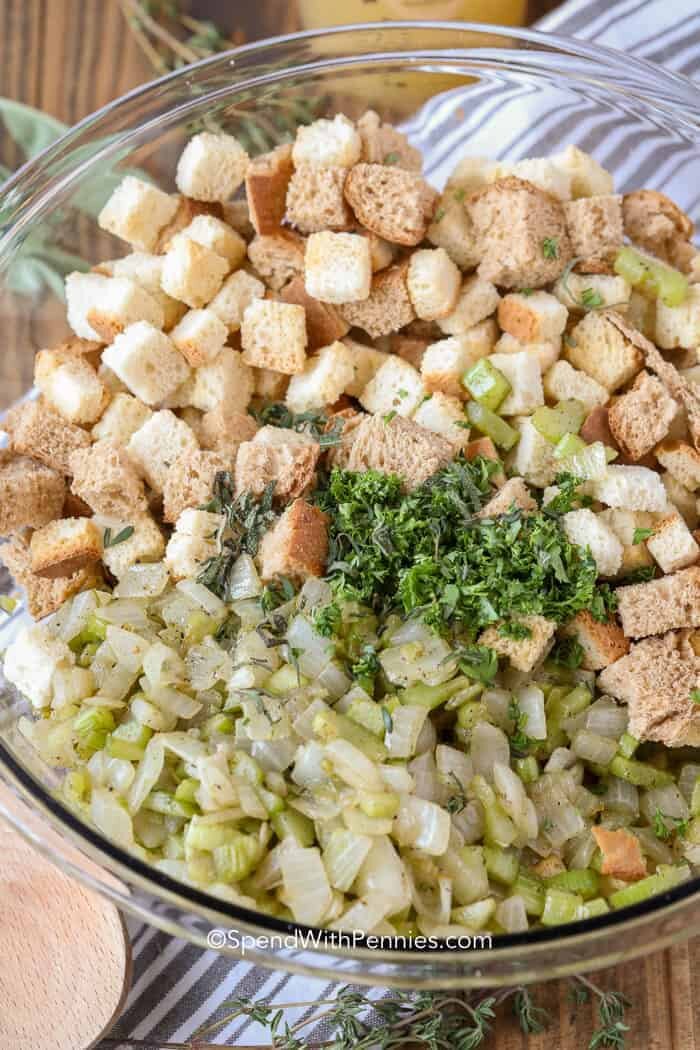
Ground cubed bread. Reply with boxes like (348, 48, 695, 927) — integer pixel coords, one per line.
(285, 165, 352, 234)
(357, 110, 422, 171)
(1, 534, 100, 620)
(510, 417, 558, 488)
(623, 190, 694, 273)
(543, 360, 608, 413)
(127, 410, 199, 494)
(286, 342, 355, 413)
(98, 513, 165, 580)
(154, 194, 225, 252)
(235, 435, 319, 503)
(34, 348, 109, 425)
(164, 508, 221, 581)
(304, 231, 372, 304)
(170, 308, 228, 366)
(420, 325, 497, 399)
(552, 146, 614, 199)
(566, 309, 644, 392)
(487, 351, 544, 415)
(444, 154, 498, 196)
(97, 362, 129, 396)
(495, 156, 572, 201)
(591, 464, 668, 512)
(196, 404, 258, 460)
(245, 143, 294, 235)
(222, 199, 254, 240)
(437, 276, 500, 336)
(4, 398, 90, 474)
(240, 299, 307, 374)
(655, 285, 700, 349)
(291, 114, 362, 169)
(493, 333, 560, 375)
(344, 163, 439, 246)
(614, 567, 700, 638)
(339, 262, 415, 338)
(479, 614, 556, 672)
(0, 454, 65, 533)
(342, 338, 389, 398)
(412, 391, 469, 450)
(65, 272, 164, 342)
(560, 611, 629, 670)
(101, 322, 190, 406)
(562, 508, 623, 576)
(98, 175, 179, 251)
(175, 132, 249, 202)
(655, 440, 700, 491)
(364, 230, 395, 272)
(564, 194, 624, 264)
(478, 477, 537, 518)
(646, 513, 699, 574)
(29, 517, 103, 579)
(160, 235, 228, 308)
(208, 269, 265, 332)
(553, 272, 631, 313)
(103, 253, 185, 331)
(91, 393, 153, 447)
(597, 507, 656, 577)
(279, 276, 349, 350)
(162, 449, 229, 523)
(69, 439, 147, 518)
(253, 368, 289, 402)
(258, 499, 329, 582)
(406, 248, 461, 322)
(359, 356, 426, 417)
(426, 195, 481, 270)
(189, 347, 254, 414)
(179, 213, 247, 269)
(467, 176, 572, 288)
(247, 231, 305, 290)
(390, 334, 428, 371)
(662, 472, 698, 529)
(497, 291, 567, 344)
(607, 371, 678, 460)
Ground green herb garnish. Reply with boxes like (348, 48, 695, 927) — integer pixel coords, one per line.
(384, 151, 400, 165)
(542, 237, 559, 260)
(103, 525, 135, 548)
(249, 402, 344, 449)
(549, 636, 585, 669)
(632, 527, 654, 545)
(198, 473, 276, 600)
(445, 772, 468, 815)
(690, 689, 700, 705)
(498, 621, 532, 641)
(313, 601, 342, 638)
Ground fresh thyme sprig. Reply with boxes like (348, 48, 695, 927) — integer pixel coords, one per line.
(197, 473, 276, 601)
(250, 401, 345, 449)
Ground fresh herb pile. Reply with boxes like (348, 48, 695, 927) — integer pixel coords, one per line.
(197, 472, 276, 600)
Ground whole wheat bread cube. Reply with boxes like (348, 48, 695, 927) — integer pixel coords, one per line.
(364, 231, 395, 272)
(1, 534, 100, 620)
(497, 291, 567, 344)
(164, 508, 221, 581)
(342, 338, 389, 398)
(190, 347, 254, 414)
(553, 272, 631, 313)
(426, 195, 481, 270)
(208, 269, 265, 332)
(615, 566, 700, 638)
(407, 248, 461, 322)
(655, 285, 700, 349)
(357, 110, 422, 171)
(247, 231, 305, 291)
(390, 334, 428, 372)
(29, 517, 103, 579)
(160, 235, 228, 309)
(339, 262, 415, 339)
(34, 348, 109, 425)
(98, 175, 179, 251)
(69, 439, 147, 518)
(0, 453, 65, 533)
(413, 391, 469, 450)
(4, 398, 90, 474)
(421, 326, 497, 399)
(488, 351, 544, 415)
(437, 276, 500, 336)
(564, 194, 624, 265)
(479, 614, 556, 672)
(592, 464, 668, 512)
(331, 413, 452, 491)
(543, 360, 609, 413)
(646, 513, 699, 574)
(196, 404, 258, 461)
(127, 411, 199, 494)
(286, 342, 356, 413)
(170, 308, 228, 366)
(258, 499, 329, 582)
(477, 477, 536, 518)
(493, 333, 560, 375)
(344, 163, 438, 246)
(562, 508, 623, 576)
(552, 146, 614, 199)
(279, 276, 349, 350)
(655, 440, 700, 491)
(245, 143, 294, 235)
(235, 436, 319, 503)
(162, 449, 229, 523)
(101, 321, 191, 406)
(241, 299, 307, 374)
(65, 272, 164, 342)
(91, 393, 153, 447)
(304, 231, 372, 304)
(291, 114, 361, 169)
(175, 132, 249, 202)
(566, 309, 644, 392)
(623, 190, 694, 273)
(285, 165, 352, 234)
(359, 356, 425, 417)
(179, 213, 246, 269)
(560, 611, 629, 670)
(607, 371, 678, 460)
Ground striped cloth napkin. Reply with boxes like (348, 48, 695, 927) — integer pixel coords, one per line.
(103, 1, 700, 1045)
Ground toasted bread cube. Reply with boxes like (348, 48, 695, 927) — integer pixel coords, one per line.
(164, 508, 221, 581)
(34, 348, 109, 425)
(626, 289, 656, 340)
(662, 473, 699, 529)
(258, 499, 328, 583)
(390, 334, 428, 371)
(4, 398, 90, 474)
(245, 143, 294, 235)
(342, 338, 389, 398)
(496, 157, 572, 201)
(69, 439, 147, 518)
(97, 362, 129, 396)
(155, 195, 226, 252)
(566, 310, 644, 392)
(656, 285, 700, 349)
(208, 269, 265, 332)
(191, 348, 255, 416)
(127, 410, 199, 494)
(1, 535, 101, 622)
(406, 248, 461, 322)
(285, 165, 352, 234)
(364, 231, 395, 272)
(344, 163, 438, 247)
(487, 351, 544, 415)
(479, 614, 556, 672)
(597, 508, 657, 576)
(90, 393, 153, 447)
(561, 611, 629, 670)
(646, 513, 699, 574)
(339, 262, 415, 339)
(169, 308, 228, 367)
(412, 391, 469, 450)
(241, 299, 307, 374)
(552, 146, 614, 199)
(286, 342, 355, 413)
(591, 464, 668, 512)
(101, 322, 190, 407)
(247, 230, 305, 291)
(176, 132, 249, 202)
(553, 272, 631, 313)
(98, 176, 179, 251)
(97, 513, 165, 580)
(65, 272, 165, 342)
(623, 190, 695, 273)
(0, 454, 65, 533)
(179, 214, 246, 269)
(160, 235, 228, 309)
(291, 114, 361, 169)
(162, 449, 229, 524)
(608, 372, 678, 460)
(357, 110, 422, 171)
(426, 194, 481, 270)
(29, 517, 103, 579)
(235, 434, 319, 503)
(543, 360, 608, 413)
(562, 508, 623, 576)
(478, 477, 536, 518)
(564, 194, 623, 264)
(304, 231, 372, 305)
(421, 325, 497, 399)
(656, 440, 700, 491)
(105, 253, 186, 332)
(333, 413, 452, 490)
(359, 356, 426, 417)
(615, 567, 700, 639)
(510, 417, 558, 488)
(280, 276, 350, 351)
(196, 404, 258, 460)
(253, 368, 289, 402)
(437, 276, 500, 336)
(444, 154, 498, 196)
(497, 291, 567, 344)
(493, 333, 560, 375)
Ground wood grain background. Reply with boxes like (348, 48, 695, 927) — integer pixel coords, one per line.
(0, 3, 697, 1048)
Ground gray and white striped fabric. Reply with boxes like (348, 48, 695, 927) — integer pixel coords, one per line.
(103, 2, 699, 1045)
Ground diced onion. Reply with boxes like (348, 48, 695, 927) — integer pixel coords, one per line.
(496, 895, 528, 933)
(329, 893, 390, 933)
(393, 795, 450, 855)
(127, 737, 165, 813)
(354, 836, 411, 915)
(177, 578, 226, 616)
(227, 554, 263, 600)
(325, 738, 384, 792)
(471, 723, 510, 780)
(516, 685, 546, 740)
(91, 786, 134, 847)
(280, 845, 332, 926)
(386, 705, 427, 758)
(114, 563, 169, 598)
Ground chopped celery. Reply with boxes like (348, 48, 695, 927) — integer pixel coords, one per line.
(266, 664, 309, 694)
(553, 432, 586, 460)
(64, 770, 90, 804)
(399, 675, 471, 710)
(462, 358, 512, 412)
(230, 751, 264, 785)
(312, 707, 388, 762)
(445, 681, 484, 710)
(467, 401, 520, 451)
(144, 791, 197, 819)
(0, 595, 17, 614)
(614, 246, 688, 307)
(74, 707, 115, 754)
(471, 775, 517, 848)
(557, 439, 607, 481)
(186, 818, 240, 852)
(532, 400, 586, 443)
(541, 887, 583, 926)
(271, 808, 315, 847)
(174, 778, 200, 804)
(691, 778, 700, 818)
(513, 872, 545, 917)
(106, 720, 153, 761)
(347, 698, 386, 737)
(77, 640, 100, 668)
(257, 786, 284, 815)
(451, 898, 496, 930)
(358, 790, 400, 819)
(185, 610, 224, 645)
(609, 865, 687, 909)
(457, 701, 492, 731)
(213, 833, 262, 883)
(483, 844, 519, 886)
(578, 897, 610, 919)
(546, 868, 600, 900)
(618, 732, 639, 759)
(515, 755, 540, 784)
(609, 755, 674, 789)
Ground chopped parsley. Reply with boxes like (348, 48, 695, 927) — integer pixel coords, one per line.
(508, 697, 532, 756)
(384, 151, 400, 165)
(433, 206, 446, 223)
(549, 636, 585, 670)
(383, 410, 397, 424)
(498, 621, 532, 641)
(453, 188, 466, 202)
(519, 287, 534, 297)
(542, 473, 592, 516)
(653, 809, 688, 840)
(454, 643, 499, 684)
(690, 689, 700, 705)
(198, 474, 276, 600)
(632, 527, 654, 545)
(261, 576, 295, 613)
(623, 565, 657, 584)
(445, 772, 468, 815)
(580, 287, 604, 309)
(249, 401, 344, 449)
(352, 644, 380, 681)
(542, 237, 559, 260)
(313, 601, 342, 638)
(103, 525, 135, 548)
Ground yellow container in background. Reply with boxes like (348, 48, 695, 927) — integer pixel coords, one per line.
(299, 0, 528, 29)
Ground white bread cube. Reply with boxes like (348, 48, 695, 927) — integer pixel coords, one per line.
(566, 310, 644, 392)
(170, 308, 228, 366)
(160, 236, 228, 309)
(165, 508, 222, 580)
(406, 247, 461, 321)
(426, 195, 481, 270)
(543, 360, 608, 413)
(97, 513, 165, 579)
(647, 513, 699, 573)
(562, 508, 623, 577)
(98, 176, 179, 251)
(421, 327, 496, 399)
(493, 332, 560, 375)
(656, 441, 700, 491)
(591, 465, 669, 512)
(437, 276, 500, 336)
(127, 410, 199, 493)
(412, 392, 469, 449)
(510, 417, 558, 488)
(98, 362, 129, 395)
(292, 114, 362, 169)
(552, 146, 614, 199)
(444, 155, 498, 195)
(2, 625, 75, 710)
(655, 285, 700, 349)
(91, 393, 153, 445)
(190, 348, 254, 414)
(65, 272, 164, 341)
(627, 289, 656, 340)
(490, 157, 571, 201)
(179, 214, 246, 269)
(487, 351, 544, 415)
(498, 291, 568, 344)
(240, 299, 307, 374)
(208, 269, 265, 332)
(596, 507, 657, 577)
(304, 231, 372, 304)
(286, 341, 355, 413)
(175, 132, 249, 202)
(663, 473, 699, 529)
(101, 322, 191, 406)
(34, 349, 109, 425)
(105, 254, 185, 332)
(342, 337, 389, 398)
(359, 356, 426, 417)
(553, 273, 630, 313)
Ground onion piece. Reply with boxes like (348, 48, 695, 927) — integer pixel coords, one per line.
(516, 685, 546, 740)
(393, 795, 450, 856)
(91, 787, 134, 848)
(280, 845, 332, 925)
(128, 737, 165, 813)
(114, 563, 169, 599)
(324, 738, 384, 792)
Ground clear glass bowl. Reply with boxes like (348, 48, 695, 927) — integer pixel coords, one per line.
(1, 21, 699, 989)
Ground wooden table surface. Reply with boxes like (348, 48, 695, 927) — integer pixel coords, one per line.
(0, 2, 698, 1048)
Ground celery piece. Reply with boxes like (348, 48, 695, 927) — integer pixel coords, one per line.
(691, 777, 700, 818)
(513, 872, 545, 917)
(271, 808, 315, 847)
(71, 612, 108, 650)
(553, 432, 586, 460)
(106, 720, 153, 761)
(547, 868, 600, 900)
(614, 245, 688, 307)
(144, 791, 197, 819)
(609, 754, 674, 789)
(64, 770, 90, 804)
(445, 681, 484, 710)
(467, 401, 520, 451)
(185, 609, 225, 645)
(578, 896, 610, 919)
(257, 786, 284, 816)
(552, 685, 592, 721)
(605, 445, 619, 463)
(515, 755, 540, 784)
(462, 358, 512, 412)
(558, 440, 608, 481)
(358, 790, 400, 819)
(0, 595, 17, 614)
(541, 887, 583, 926)
(609, 865, 687, 909)
(266, 664, 309, 694)
(483, 844, 519, 886)
(532, 400, 586, 444)
(202, 713, 233, 738)
(399, 675, 471, 711)
(74, 706, 115, 754)
(230, 751, 264, 785)
(186, 818, 240, 852)
(457, 701, 492, 731)
(451, 898, 496, 930)
(213, 833, 262, 883)
(174, 778, 200, 804)
(312, 707, 388, 762)
(347, 698, 386, 738)
(618, 732, 639, 759)
(77, 640, 100, 668)
(471, 775, 517, 848)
